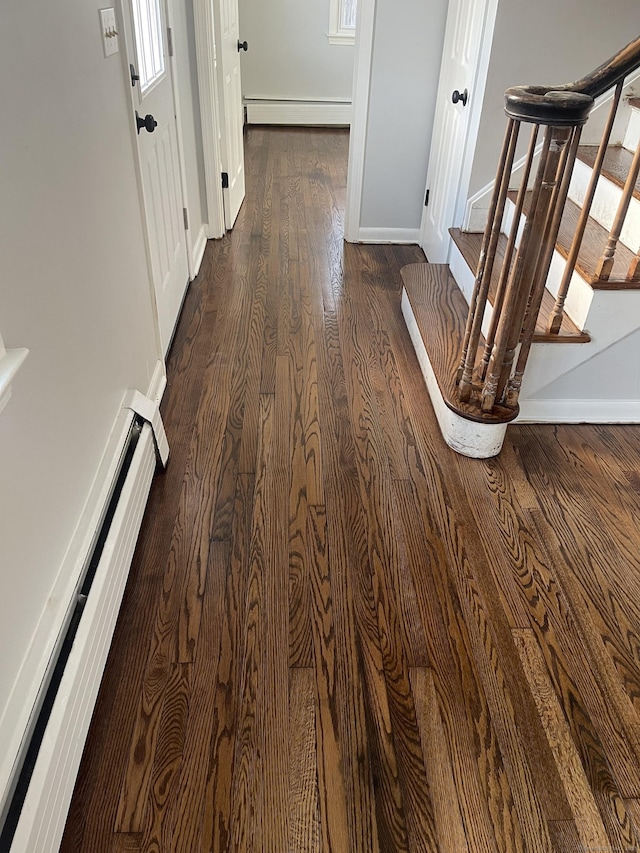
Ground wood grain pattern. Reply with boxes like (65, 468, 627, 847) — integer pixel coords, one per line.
(61, 127, 640, 853)
(288, 668, 321, 851)
(513, 629, 611, 852)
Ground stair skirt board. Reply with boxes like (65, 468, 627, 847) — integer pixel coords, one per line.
(8, 422, 157, 853)
(401, 288, 508, 458)
(244, 99, 351, 126)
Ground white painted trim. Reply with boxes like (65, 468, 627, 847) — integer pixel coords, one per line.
(327, 33, 355, 45)
(0, 348, 29, 417)
(147, 358, 167, 405)
(401, 289, 507, 458)
(193, 0, 226, 239)
(355, 227, 420, 244)
(245, 100, 351, 126)
(165, 0, 198, 281)
(517, 398, 640, 423)
(10, 425, 157, 853)
(124, 389, 170, 466)
(191, 223, 208, 279)
(344, 0, 376, 242)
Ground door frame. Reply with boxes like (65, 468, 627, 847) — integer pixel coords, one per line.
(193, 0, 226, 240)
(418, 0, 499, 258)
(344, 0, 377, 242)
(345, 0, 498, 247)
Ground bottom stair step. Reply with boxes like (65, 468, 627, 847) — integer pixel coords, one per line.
(400, 262, 517, 458)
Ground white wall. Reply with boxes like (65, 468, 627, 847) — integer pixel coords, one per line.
(171, 0, 209, 247)
(238, 0, 354, 101)
(0, 0, 161, 804)
(357, 0, 448, 235)
(468, 0, 640, 198)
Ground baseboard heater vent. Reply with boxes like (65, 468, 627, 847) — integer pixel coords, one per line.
(244, 98, 352, 126)
(1, 416, 158, 853)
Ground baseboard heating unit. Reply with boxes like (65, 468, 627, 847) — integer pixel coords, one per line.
(0, 413, 160, 852)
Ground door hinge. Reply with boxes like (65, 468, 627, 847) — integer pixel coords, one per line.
(167, 26, 174, 57)
(183, 207, 189, 230)
(221, 172, 229, 189)
(425, 189, 430, 207)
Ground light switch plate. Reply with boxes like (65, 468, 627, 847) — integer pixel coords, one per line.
(99, 8, 119, 57)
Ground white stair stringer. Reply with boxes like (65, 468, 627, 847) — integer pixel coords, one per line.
(448, 239, 640, 422)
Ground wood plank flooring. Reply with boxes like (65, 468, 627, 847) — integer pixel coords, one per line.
(61, 127, 640, 852)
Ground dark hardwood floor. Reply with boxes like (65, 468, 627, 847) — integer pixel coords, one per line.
(61, 127, 640, 852)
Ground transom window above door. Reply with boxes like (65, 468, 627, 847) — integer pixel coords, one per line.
(329, 0, 357, 44)
(131, 0, 165, 92)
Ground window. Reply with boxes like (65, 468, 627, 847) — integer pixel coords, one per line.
(131, 0, 165, 92)
(329, 0, 357, 44)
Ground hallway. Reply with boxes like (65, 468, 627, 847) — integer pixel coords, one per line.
(62, 127, 640, 852)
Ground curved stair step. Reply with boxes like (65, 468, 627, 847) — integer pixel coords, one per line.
(400, 263, 518, 456)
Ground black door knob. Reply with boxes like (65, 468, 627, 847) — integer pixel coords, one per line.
(136, 112, 158, 134)
(237, 39, 248, 52)
(452, 89, 468, 107)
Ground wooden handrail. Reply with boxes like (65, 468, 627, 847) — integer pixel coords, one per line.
(504, 36, 640, 125)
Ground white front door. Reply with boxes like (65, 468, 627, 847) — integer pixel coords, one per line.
(124, 0, 189, 355)
(214, 0, 246, 229)
(420, 0, 493, 263)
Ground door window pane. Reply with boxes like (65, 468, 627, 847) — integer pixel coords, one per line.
(132, 0, 165, 92)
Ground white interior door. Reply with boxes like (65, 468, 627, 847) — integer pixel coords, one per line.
(420, 0, 491, 263)
(124, 0, 189, 355)
(214, 0, 246, 229)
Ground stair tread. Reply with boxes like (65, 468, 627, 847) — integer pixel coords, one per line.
(577, 144, 640, 201)
(450, 228, 590, 342)
(401, 263, 518, 424)
(629, 97, 640, 110)
(509, 191, 639, 290)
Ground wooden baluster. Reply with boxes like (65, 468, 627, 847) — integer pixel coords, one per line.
(480, 125, 539, 380)
(548, 82, 623, 332)
(506, 127, 582, 408)
(481, 127, 571, 413)
(628, 252, 640, 282)
(457, 119, 519, 402)
(595, 138, 640, 280)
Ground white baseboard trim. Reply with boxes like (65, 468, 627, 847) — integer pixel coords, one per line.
(191, 225, 208, 280)
(245, 99, 351, 126)
(517, 398, 640, 423)
(147, 359, 167, 406)
(10, 424, 157, 853)
(353, 227, 421, 244)
(401, 288, 507, 458)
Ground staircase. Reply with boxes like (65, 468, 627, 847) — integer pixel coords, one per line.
(402, 37, 640, 457)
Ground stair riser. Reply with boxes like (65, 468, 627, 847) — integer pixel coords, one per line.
(624, 107, 640, 153)
(568, 158, 640, 254)
(502, 198, 595, 329)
